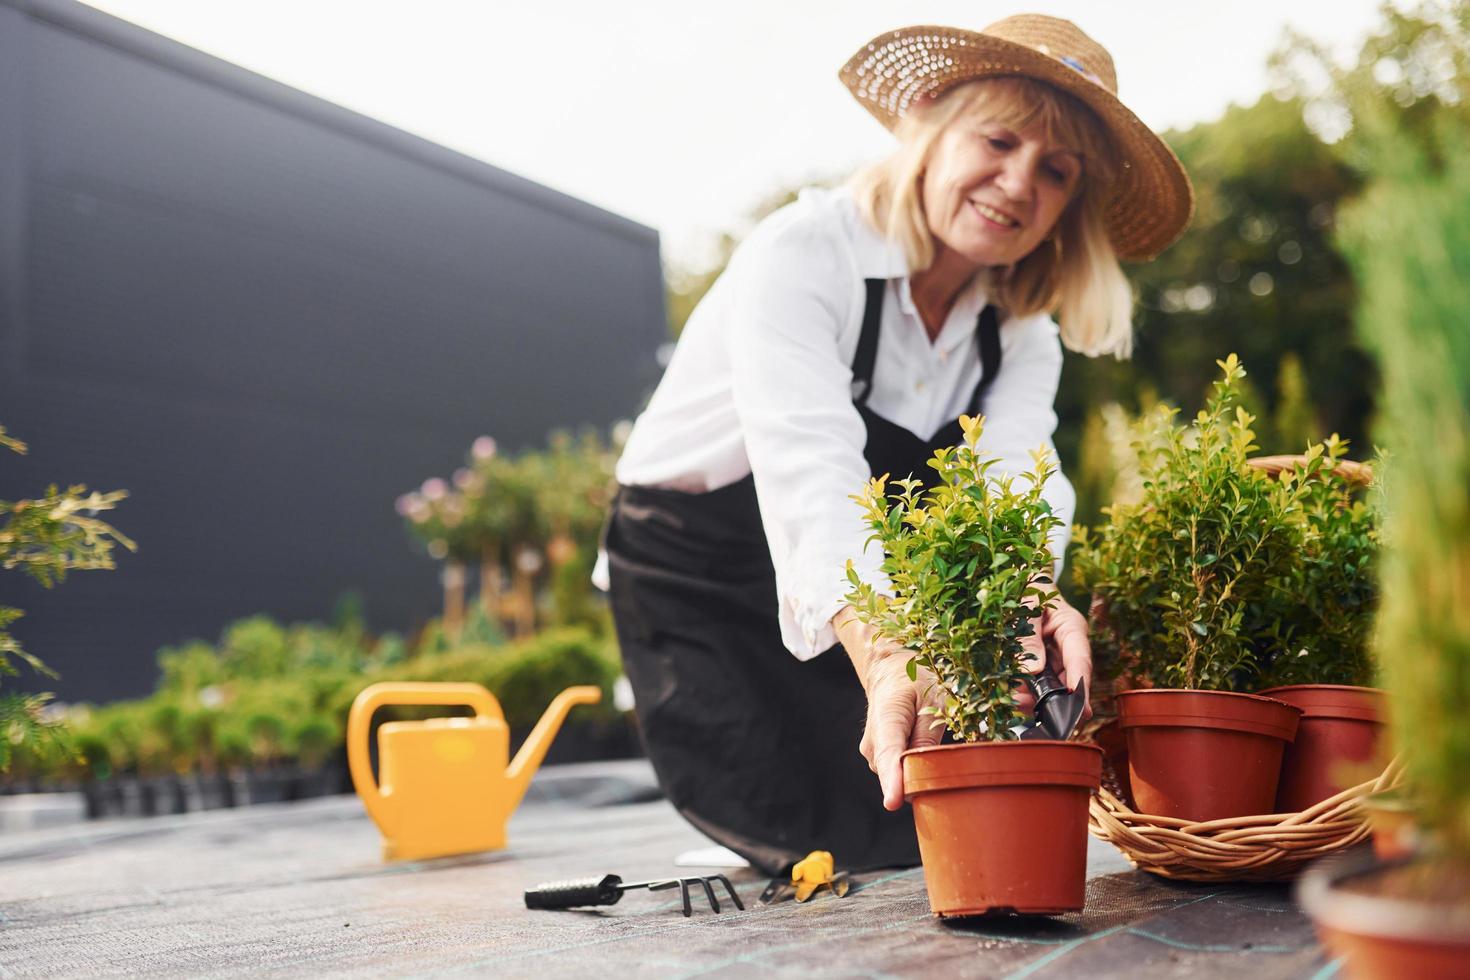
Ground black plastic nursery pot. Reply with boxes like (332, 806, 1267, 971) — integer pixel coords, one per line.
(77, 765, 350, 819)
(143, 776, 189, 816)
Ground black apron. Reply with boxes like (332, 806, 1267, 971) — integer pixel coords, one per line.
(606, 279, 1001, 875)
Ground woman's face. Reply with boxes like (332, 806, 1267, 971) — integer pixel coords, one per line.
(921, 115, 1083, 269)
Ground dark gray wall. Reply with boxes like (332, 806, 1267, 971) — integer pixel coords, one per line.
(0, 0, 666, 702)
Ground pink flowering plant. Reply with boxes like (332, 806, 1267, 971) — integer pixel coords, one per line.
(396, 476, 475, 563)
(846, 415, 1063, 742)
(396, 429, 620, 638)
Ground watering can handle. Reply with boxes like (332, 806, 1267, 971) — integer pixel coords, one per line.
(346, 683, 506, 830)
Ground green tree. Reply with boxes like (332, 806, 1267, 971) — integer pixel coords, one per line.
(1056, 90, 1366, 491)
(1272, 1, 1470, 175)
(1270, 352, 1322, 451)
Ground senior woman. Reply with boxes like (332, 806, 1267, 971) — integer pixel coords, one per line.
(597, 15, 1193, 874)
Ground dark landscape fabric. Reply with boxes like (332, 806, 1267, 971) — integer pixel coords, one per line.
(0, 759, 1340, 978)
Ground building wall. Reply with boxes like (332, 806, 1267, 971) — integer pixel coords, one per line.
(0, 0, 667, 702)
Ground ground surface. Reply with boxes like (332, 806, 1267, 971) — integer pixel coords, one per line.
(0, 760, 1341, 978)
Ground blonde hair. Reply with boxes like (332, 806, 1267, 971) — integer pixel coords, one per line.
(848, 76, 1135, 358)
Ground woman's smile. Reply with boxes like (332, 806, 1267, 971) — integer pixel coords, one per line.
(970, 200, 1023, 230)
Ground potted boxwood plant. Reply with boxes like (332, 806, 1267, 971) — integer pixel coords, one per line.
(214, 717, 252, 807)
(1297, 107, 1470, 976)
(847, 415, 1101, 917)
(1072, 356, 1307, 821)
(289, 713, 341, 799)
(1252, 437, 1386, 813)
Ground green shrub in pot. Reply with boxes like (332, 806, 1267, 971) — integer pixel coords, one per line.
(1253, 437, 1380, 691)
(72, 728, 114, 783)
(1076, 358, 1386, 813)
(1072, 355, 1325, 691)
(215, 719, 251, 774)
(292, 714, 339, 772)
(1072, 357, 1320, 820)
(1252, 444, 1385, 813)
(244, 708, 288, 770)
(848, 415, 1064, 740)
(845, 415, 1102, 917)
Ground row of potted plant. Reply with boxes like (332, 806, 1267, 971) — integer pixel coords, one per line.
(1075, 354, 1382, 823)
(3, 610, 628, 813)
(76, 760, 352, 820)
(847, 355, 1384, 917)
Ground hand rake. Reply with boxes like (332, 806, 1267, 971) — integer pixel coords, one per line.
(524, 873, 745, 917)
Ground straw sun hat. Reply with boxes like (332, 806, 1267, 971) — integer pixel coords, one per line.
(839, 14, 1194, 262)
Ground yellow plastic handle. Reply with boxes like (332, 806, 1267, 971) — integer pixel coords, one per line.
(346, 682, 506, 830)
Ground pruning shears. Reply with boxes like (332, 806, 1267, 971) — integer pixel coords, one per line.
(759, 850, 851, 904)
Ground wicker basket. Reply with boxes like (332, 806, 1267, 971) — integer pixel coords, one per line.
(1088, 759, 1402, 882)
(1084, 452, 1384, 882)
(1244, 454, 1374, 485)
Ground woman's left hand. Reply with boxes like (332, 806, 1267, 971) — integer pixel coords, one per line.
(1014, 583, 1093, 721)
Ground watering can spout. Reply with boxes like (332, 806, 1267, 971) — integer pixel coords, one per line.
(506, 685, 602, 808)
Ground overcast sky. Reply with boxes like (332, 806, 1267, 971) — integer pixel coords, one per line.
(83, 1, 1388, 268)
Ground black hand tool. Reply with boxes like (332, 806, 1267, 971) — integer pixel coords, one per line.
(524, 873, 744, 917)
(1019, 670, 1088, 741)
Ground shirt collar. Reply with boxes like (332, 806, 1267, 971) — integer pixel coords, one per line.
(832, 186, 994, 351)
(896, 270, 993, 354)
(834, 187, 910, 280)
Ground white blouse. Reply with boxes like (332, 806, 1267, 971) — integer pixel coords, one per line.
(595, 186, 1075, 661)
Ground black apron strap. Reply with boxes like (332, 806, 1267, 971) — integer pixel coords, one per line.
(850, 279, 885, 406)
(966, 304, 1003, 416)
(855, 280, 1001, 417)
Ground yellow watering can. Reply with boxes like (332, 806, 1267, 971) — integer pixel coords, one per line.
(347, 681, 601, 861)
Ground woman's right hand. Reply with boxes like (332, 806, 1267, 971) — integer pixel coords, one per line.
(833, 606, 945, 811)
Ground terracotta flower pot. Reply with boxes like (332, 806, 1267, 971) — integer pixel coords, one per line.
(1117, 689, 1301, 821)
(1259, 684, 1385, 813)
(1363, 795, 1420, 861)
(902, 741, 1101, 917)
(1299, 850, 1470, 980)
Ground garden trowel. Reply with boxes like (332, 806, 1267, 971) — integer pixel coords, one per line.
(1016, 669, 1087, 741)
